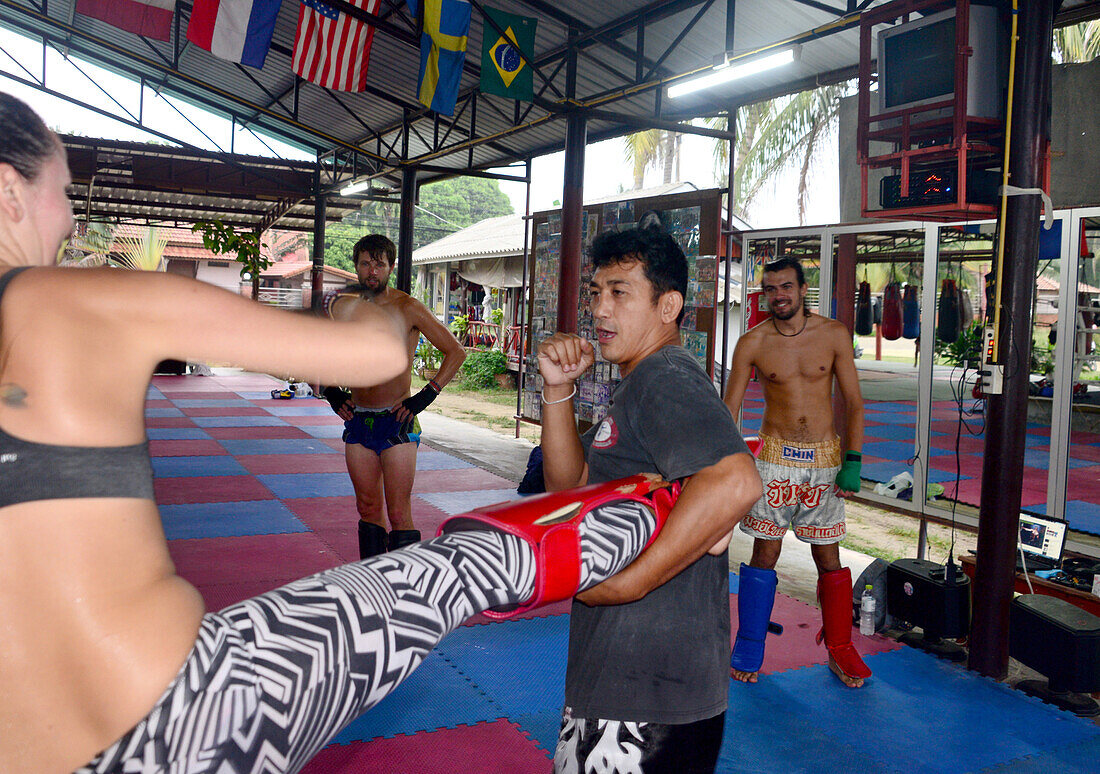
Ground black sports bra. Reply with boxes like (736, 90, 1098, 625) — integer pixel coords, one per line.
(0, 267, 154, 508)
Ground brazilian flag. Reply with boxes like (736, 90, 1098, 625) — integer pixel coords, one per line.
(480, 6, 536, 101)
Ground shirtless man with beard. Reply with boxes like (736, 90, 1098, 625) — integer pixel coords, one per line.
(723, 257, 871, 688)
(321, 234, 466, 558)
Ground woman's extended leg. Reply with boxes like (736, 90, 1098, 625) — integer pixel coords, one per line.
(79, 497, 658, 774)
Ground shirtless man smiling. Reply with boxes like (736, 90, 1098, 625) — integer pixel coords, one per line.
(723, 257, 871, 688)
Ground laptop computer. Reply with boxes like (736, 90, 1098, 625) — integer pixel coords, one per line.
(1016, 512, 1068, 572)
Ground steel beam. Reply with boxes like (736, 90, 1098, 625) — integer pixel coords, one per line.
(969, 0, 1056, 680)
(311, 172, 327, 313)
(397, 166, 417, 294)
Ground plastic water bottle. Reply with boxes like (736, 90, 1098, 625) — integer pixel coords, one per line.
(859, 584, 876, 636)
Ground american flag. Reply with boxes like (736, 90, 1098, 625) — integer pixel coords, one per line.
(292, 0, 380, 92)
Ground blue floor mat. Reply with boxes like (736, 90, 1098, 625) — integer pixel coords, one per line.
(264, 405, 336, 416)
(257, 473, 354, 499)
(171, 399, 254, 408)
(513, 709, 562, 756)
(190, 415, 290, 427)
(332, 650, 504, 744)
(145, 407, 185, 418)
(435, 616, 569, 718)
(298, 424, 346, 438)
(418, 489, 521, 515)
(865, 402, 918, 414)
(1064, 501, 1100, 536)
(861, 461, 966, 486)
(863, 423, 921, 442)
(978, 732, 1100, 773)
(152, 455, 248, 478)
(159, 499, 307, 539)
(719, 648, 1100, 774)
(147, 428, 212, 440)
(863, 441, 950, 461)
(861, 412, 918, 425)
(218, 439, 339, 455)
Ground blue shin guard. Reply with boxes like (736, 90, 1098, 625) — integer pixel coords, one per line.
(730, 563, 781, 673)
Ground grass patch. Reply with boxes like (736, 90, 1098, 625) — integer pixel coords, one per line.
(887, 526, 917, 539)
(841, 536, 903, 563)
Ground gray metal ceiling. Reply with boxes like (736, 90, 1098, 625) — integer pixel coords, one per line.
(3, 0, 1098, 229)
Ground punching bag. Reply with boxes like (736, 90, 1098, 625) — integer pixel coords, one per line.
(881, 282, 903, 340)
(957, 286, 973, 333)
(856, 280, 874, 336)
(938, 279, 959, 344)
(902, 285, 920, 340)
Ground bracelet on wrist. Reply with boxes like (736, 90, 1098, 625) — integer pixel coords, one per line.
(427, 378, 442, 392)
(541, 385, 577, 405)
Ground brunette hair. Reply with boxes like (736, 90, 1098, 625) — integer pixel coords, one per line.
(0, 92, 59, 180)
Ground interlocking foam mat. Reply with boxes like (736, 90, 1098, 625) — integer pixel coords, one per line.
(153, 375, 1100, 772)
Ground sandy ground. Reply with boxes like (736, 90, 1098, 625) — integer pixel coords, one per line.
(423, 378, 979, 566)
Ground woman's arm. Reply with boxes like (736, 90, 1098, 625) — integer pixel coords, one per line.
(98, 270, 408, 389)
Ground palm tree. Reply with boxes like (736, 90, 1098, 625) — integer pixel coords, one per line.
(1053, 20, 1100, 64)
(112, 227, 169, 271)
(709, 83, 849, 225)
(622, 129, 683, 188)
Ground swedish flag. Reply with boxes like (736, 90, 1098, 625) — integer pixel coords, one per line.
(480, 6, 536, 101)
(407, 0, 471, 116)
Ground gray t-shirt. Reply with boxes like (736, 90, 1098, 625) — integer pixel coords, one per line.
(567, 345, 749, 724)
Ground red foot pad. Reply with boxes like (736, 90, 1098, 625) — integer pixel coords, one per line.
(438, 474, 679, 620)
(815, 566, 872, 680)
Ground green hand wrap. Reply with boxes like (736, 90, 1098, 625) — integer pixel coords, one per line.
(834, 452, 862, 493)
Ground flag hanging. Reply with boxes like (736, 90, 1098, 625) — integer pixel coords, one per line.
(293, 0, 381, 92)
(187, 0, 281, 68)
(407, 0, 471, 116)
(75, 0, 176, 42)
(479, 6, 535, 101)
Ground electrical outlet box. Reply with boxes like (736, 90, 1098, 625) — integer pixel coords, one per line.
(978, 327, 1004, 395)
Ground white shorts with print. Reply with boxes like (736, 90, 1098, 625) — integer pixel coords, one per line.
(740, 434, 846, 545)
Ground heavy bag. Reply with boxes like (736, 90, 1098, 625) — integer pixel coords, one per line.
(856, 280, 874, 336)
(957, 286, 973, 332)
(938, 279, 959, 343)
(902, 285, 920, 339)
(881, 282, 903, 340)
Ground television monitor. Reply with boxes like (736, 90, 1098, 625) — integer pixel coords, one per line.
(876, 5, 1008, 120)
(1017, 512, 1067, 567)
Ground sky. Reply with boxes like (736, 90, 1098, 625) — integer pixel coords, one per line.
(0, 25, 838, 230)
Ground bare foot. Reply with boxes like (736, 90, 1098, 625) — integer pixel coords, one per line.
(828, 655, 865, 688)
(730, 668, 759, 683)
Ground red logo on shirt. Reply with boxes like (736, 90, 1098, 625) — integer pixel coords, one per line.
(592, 417, 618, 449)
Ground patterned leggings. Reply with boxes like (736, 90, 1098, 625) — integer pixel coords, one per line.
(78, 500, 656, 774)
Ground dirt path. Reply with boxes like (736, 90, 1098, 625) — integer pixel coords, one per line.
(421, 378, 979, 564)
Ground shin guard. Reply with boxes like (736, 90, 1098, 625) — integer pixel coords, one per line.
(358, 521, 389, 560)
(388, 529, 421, 551)
(730, 563, 780, 673)
(815, 567, 872, 679)
(438, 473, 678, 619)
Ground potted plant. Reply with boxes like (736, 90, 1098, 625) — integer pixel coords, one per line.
(415, 339, 442, 381)
(450, 313, 469, 346)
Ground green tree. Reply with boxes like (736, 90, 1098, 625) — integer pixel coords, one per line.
(710, 83, 849, 225)
(1053, 20, 1100, 63)
(193, 220, 269, 300)
(311, 176, 514, 268)
(622, 129, 682, 188)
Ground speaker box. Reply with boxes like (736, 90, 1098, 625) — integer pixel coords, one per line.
(1009, 594, 1100, 716)
(887, 558, 971, 660)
